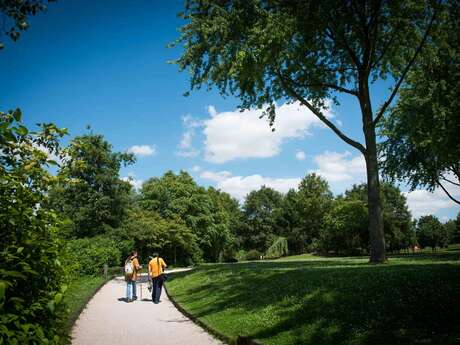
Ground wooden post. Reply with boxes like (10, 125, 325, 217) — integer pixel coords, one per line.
(103, 264, 108, 280)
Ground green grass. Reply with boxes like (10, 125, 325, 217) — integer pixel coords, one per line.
(166, 246, 460, 345)
(60, 275, 106, 344)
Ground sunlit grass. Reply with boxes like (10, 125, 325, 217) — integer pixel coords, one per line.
(167, 246, 460, 345)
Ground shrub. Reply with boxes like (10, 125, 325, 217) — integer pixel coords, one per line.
(0, 111, 67, 344)
(219, 248, 238, 263)
(265, 237, 289, 259)
(63, 236, 122, 277)
(245, 250, 262, 261)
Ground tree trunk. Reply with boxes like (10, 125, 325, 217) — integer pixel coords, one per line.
(364, 125, 386, 263)
(360, 75, 386, 263)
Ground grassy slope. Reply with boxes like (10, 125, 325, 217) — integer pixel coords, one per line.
(166, 247, 460, 345)
(60, 276, 106, 344)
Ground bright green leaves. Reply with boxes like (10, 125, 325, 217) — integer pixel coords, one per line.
(1, 109, 67, 344)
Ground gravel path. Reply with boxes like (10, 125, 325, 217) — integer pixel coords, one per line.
(71, 271, 222, 345)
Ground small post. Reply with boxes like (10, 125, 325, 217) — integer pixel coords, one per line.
(103, 264, 108, 280)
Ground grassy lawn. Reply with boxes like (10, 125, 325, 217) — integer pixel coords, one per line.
(60, 275, 106, 344)
(166, 246, 460, 345)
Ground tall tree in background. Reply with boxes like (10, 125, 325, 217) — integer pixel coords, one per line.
(380, 0, 460, 204)
(242, 186, 283, 252)
(50, 134, 135, 238)
(139, 171, 234, 262)
(174, 0, 443, 262)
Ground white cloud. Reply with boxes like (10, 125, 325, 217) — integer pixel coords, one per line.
(200, 170, 300, 200)
(127, 145, 156, 157)
(311, 151, 366, 182)
(191, 165, 202, 172)
(203, 101, 330, 163)
(295, 150, 306, 161)
(405, 187, 460, 218)
(177, 115, 201, 158)
(121, 173, 143, 190)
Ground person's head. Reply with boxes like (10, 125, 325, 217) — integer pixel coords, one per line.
(152, 252, 159, 258)
(132, 250, 138, 257)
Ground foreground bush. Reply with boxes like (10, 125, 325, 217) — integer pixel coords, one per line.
(0, 110, 67, 344)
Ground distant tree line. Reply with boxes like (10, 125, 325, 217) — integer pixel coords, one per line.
(46, 133, 460, 274)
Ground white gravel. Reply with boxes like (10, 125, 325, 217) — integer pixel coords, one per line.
(71, 272, 222, 345)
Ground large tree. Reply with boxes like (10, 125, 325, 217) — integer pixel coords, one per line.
(139, 171, 233, 262)
(174, 0, 443, 262)
(242, 186, 283, 252)
(380, 0, 460, 204)
(50, 134, 135, 238)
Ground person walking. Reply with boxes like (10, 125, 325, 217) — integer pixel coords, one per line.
(124, 250, 141, 302)
(148, 253, 167, 304)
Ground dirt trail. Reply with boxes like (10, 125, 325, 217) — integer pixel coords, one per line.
(71, 271, 222, 345)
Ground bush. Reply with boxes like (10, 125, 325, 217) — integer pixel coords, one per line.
(265, 237, 289, 259)
(63, 236, 122, 277)
(219, 248, 238, 263)
(0, 111, 67, 345)
(245, 250, 262, 261)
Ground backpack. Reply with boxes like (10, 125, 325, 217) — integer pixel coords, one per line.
(124, 259, 134, 276)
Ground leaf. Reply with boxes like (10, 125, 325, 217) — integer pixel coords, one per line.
(0, 281, 6, 301)
(54, 293, 63, 305)
(13, 109, 22, 122)
(47, 300, 55, 313)
(16, 125, 28, 136)
(16, 247, 24, 254)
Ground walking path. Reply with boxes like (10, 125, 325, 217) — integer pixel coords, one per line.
(71, 270, 222, 345)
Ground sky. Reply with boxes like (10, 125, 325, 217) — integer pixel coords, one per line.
(1, 0, 458, 220)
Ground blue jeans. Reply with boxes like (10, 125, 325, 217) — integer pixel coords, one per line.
(126, 280, 135, 300)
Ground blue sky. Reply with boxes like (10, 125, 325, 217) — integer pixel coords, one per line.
(1, 0, 458, 220)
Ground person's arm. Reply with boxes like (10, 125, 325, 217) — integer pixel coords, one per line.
(161, 258, 167, 270)
(148, 261, 152, 279)
(135, 258, 142, 270)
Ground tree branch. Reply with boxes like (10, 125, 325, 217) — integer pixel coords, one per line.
(373, 4, 440, 126)
(289, 76, 359, 96)
(437, 180, 460, 205)
(441, 175, 460, 187)
(277, 70, 366, 154)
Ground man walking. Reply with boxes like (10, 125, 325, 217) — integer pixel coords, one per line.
(148, 253, 167, 304)
(124, 250, 141, 302)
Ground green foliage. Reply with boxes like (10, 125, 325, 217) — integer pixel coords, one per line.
(115, 209, 202, 266)
(0, 110, 67, 344)
(265, 237, 289, 259)
(63, 236, 122, 277)
(245, 250, 262, 261)
(241, 186, 283, 252)
(322, 199, 369, 255)
(50, 133, 135, 238)
(139, 171, 233, 262)
(380, 1, 460, 202)
(0, 0, 56, 50)
(417, 215, 449, 250)
(343, 183, 414, 253)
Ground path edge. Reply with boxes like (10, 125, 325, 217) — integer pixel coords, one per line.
(65, 277, 113, 343)
(163, 282, 264, 345)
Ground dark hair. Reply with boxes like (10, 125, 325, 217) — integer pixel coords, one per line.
(131, 250, 138, 256)
(152, 252, 159, 258)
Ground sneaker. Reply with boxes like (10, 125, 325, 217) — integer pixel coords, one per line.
(133, 296, 137, 300)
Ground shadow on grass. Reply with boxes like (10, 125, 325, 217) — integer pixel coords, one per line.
(168, 258, 460, 345)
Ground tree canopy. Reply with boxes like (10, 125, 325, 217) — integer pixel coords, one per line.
(380, 0, 460, 204)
